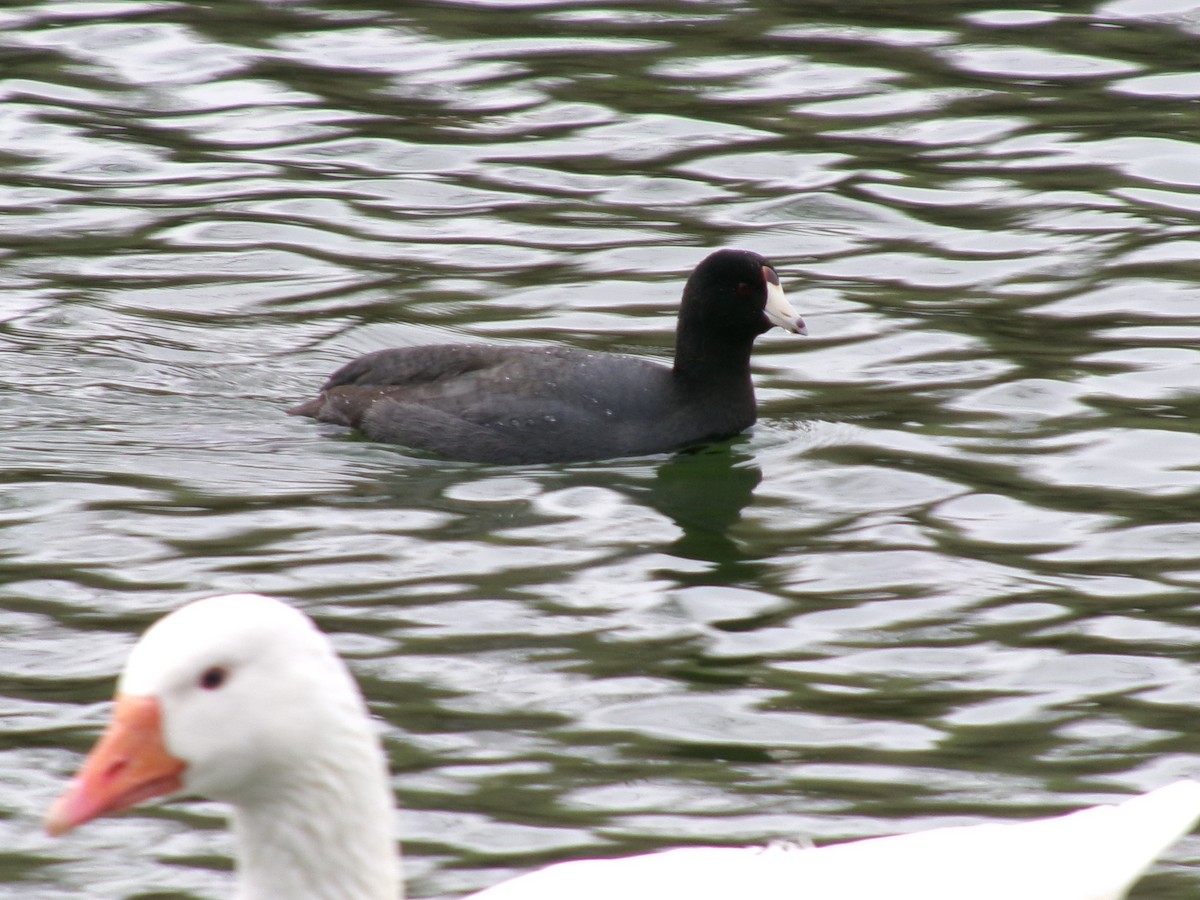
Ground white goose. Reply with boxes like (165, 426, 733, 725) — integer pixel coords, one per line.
(46, 594, 1200, 900)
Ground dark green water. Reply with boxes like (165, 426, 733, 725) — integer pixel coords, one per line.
(2, 0, 1200, 896)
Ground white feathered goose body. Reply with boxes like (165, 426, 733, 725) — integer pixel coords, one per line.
(46, 594, 1200, 900)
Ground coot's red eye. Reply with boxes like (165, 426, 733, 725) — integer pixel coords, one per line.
(736, 282, 752, 298)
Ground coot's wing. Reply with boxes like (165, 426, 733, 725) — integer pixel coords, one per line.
(320, 344, 528, 390)
(288, 345, 545, 419)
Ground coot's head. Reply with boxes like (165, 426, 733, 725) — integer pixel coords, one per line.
(678, 249, 807, 342)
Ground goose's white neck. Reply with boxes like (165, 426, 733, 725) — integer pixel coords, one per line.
(229, 728, 400, 900)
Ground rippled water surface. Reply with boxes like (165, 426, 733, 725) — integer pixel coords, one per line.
(4, 0, 1200, 896)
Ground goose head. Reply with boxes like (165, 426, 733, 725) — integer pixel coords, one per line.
(46, 593, 400, 900)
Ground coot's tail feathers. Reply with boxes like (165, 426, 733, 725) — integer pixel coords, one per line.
(286, 398, 322, 418)
(287, 390, 368, 427)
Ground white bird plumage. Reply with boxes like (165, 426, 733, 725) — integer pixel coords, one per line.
(47, 594, 1200, 900)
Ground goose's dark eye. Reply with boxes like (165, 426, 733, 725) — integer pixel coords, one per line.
(199, 666, 227, 690)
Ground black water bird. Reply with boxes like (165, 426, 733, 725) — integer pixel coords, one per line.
(288, 249, 806, 464)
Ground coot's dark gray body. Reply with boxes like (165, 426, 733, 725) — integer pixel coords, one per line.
(289, 249, 806, 464)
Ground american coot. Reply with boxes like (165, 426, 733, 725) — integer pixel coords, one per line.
(47, 593, 1200, 900)
(288, 249, 807, 464)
